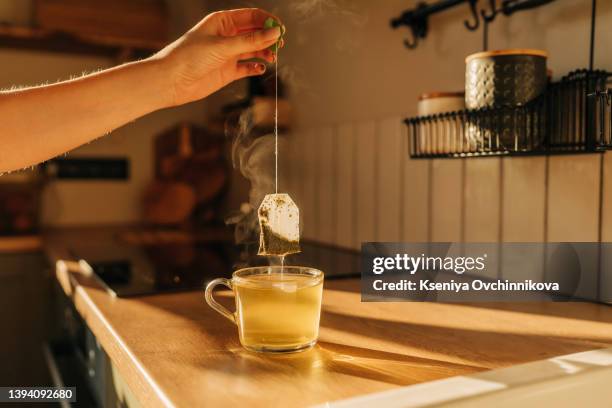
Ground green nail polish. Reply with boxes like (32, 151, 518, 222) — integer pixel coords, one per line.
(264, 17, 284, 53)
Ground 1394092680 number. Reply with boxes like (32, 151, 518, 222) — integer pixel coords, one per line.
(9, 389, 71, 399)
(1, 387, 76, 402)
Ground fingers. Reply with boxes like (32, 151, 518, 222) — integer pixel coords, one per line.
(238, 49, 276, 63)
(223, 26, 281, 56)
(234, 62, 267, 80)
(222, 8, 280, 34)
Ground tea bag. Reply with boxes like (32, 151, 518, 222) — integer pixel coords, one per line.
(258, 193, 300, 256)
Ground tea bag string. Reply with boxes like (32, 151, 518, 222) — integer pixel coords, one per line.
(274, 49, 279, 194)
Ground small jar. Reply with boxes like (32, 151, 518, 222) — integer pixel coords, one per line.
(417, 92, 465, 155)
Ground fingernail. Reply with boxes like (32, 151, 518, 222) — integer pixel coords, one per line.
(263, 26, 281, 41)
(256, 63, 266, 71)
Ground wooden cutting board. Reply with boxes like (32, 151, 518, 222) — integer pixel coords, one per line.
(142, 181, 196, 226)
(146, 123, 229, 226)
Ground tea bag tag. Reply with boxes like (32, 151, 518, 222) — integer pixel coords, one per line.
(257, 193, 300, 256)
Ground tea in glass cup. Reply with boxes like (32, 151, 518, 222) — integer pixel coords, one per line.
(205, 266, 324, 353)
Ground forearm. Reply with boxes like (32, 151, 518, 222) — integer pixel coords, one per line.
(0, 58, 173, 173)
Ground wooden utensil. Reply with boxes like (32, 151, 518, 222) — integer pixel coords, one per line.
(143, 181, 196, 226)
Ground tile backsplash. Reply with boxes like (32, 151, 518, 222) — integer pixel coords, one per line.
(285, 116, 610, 250)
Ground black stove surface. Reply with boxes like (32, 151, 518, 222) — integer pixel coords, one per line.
(73, 239, 359, 297)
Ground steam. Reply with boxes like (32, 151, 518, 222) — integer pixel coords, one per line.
(286, 0, 368, 75)
(225, 108, 287, 245)
(289, 0, 366, 24)
(232, 122, 275, 208)
(277, 65, 308, 96)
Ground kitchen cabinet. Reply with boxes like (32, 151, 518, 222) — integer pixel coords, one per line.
(0, 251, 51, 386)
(48, 282, 139, 407)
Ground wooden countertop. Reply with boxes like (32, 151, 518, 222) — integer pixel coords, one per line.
(45, 228, 612, 408)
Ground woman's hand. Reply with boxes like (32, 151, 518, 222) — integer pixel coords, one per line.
(154, 8, 284, 107)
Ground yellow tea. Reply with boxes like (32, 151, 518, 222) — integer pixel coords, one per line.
(234, 272, 323, 352)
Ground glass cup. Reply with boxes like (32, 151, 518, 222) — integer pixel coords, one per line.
(205, 266, 324, 353)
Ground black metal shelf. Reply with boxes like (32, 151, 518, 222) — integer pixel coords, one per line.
(405, 69, 611, 159)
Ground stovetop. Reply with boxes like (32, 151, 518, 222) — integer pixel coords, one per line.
(70, 234, 360, 297)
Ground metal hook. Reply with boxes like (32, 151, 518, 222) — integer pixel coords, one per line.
(390, 2, 428, 50)
(405, 20, 427, 49)
(481, 0, 498, 22)
(403, 31, 419, 49)
(464, 0, 480, 31)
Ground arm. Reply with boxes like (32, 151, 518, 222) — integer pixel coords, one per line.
(0, 8, 283, 173)
(0, 60, 171, 172)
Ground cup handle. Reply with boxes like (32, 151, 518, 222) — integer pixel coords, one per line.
(205, 278, 236, 324)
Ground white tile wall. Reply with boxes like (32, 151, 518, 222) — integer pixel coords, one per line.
(547, 154, 601, 242)
(402, 132, 431, 243)
(463, 158, 502, 279)
(335, 123, 355, 249)
(545, 153, 600, 301)
(291, 118, 609, 249)
(354, 121, 377, 248)
(316, 126, 336, 244)
(500, 157, 548, 283)
(300, 128, 319, 241)
(430, 159, 464, 242)
(376, 117, 403, 242)
(501, 157, 547, 241)
(604, 152, 612, 242)
(464, 158, 501, 242)
(601, 152, 612, 303)
(285, 129, 305, 235)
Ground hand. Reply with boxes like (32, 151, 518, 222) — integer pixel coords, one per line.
(154, 8, 284, 106)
